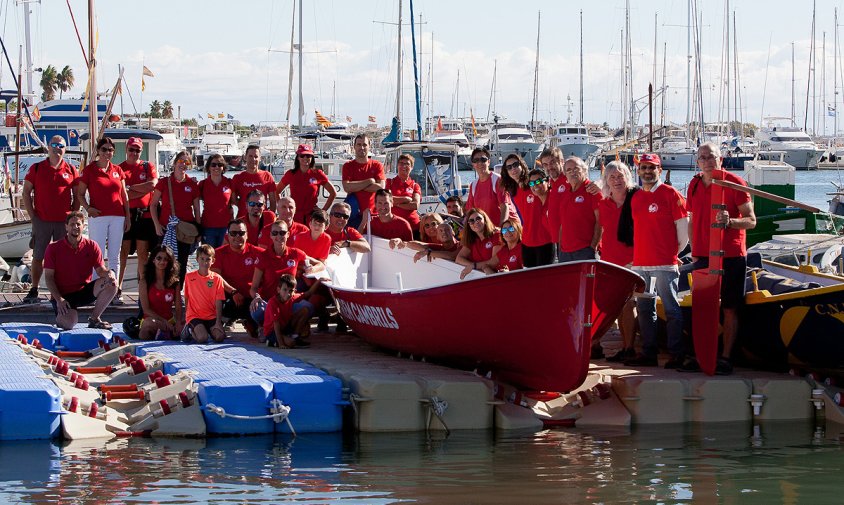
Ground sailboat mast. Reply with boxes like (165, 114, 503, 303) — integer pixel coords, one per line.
(823, 31, 827, 136)
(23, 0, 33, 99)
(395, 0, 402, 125)
(725, 0, 730, 135)
(579, 10, 584, 124)
(836, 8, 839, 137)
(487, 60, 496, 122)
(733, 13, 742, 138)
(792, 42, 796, 127)
(804, 0, 815, 133)
(87, 0, 97, 155)
(686, 0, 691, 129)
(530, 11, 540, 129)
(409, 0, 422, 140)
(297, 0, 303, 129)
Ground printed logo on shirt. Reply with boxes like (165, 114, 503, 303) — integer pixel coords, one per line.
(527, 195, 535, 203)
(62, 173, 70, 179)
(164, 293, 174, 302)
(112, 172, 120, 178)
(509, 255, 517, 263)
(286, 259, 296, 268)
(184, 186, 192, 192)
(648, 203, 659, 213)
(222, 186, 230, 193)
(139, 172, 147, 181)
(243, 181, 262, 188)
(245, 257, 254, 266)
(485, 241, 493, 249)
(557, 185, 566, 193)
(575, 196, 584, 203)
(207, 279, 213, 288)
(309, 178, 318, 185)
(405, 188, 413, 195)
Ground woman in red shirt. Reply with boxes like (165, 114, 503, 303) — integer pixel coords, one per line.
(138, 245, 183, 340)
(455, 208, 500, 279)
(76, 137, 130, 296)
(499, 154, 528, 203)
(150, 151, 201, 284)
(598, 161, 638, 362)
(199, 154, 234, 247)
(488, 218, 524, 273)
(418, 213, 444, 244)
(277, 144, 336, 223)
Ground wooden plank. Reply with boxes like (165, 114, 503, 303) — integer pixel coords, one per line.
(713, 179, 821, 213)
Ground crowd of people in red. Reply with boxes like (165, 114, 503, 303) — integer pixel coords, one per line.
(26, 132, 754, 371)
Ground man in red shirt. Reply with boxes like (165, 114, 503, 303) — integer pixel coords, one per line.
(212, 219, 264, 339)
(258, 196, 308, 249)
(363, 189, 413, 241)
(44, 211, 118, 330)
(624, 153, 689, 369)
(558, 157, 602, 262)
(118, 136, 158, 299)
(243, 190, 276, 247)
(341, 134, 384, 231)
(465, 146, 515, 226)
(386, 154, 421, 236)
(684, 142, 756, 375)
(232, 145, 277, 215)
(326, 202, 371, 255)
(21, 135, 80, 303)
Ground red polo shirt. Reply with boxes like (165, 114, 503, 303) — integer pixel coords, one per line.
(24, 159, 79, 222)
(258, 220, 308, 249)
(212, 242, 264, 295)
(244, 210, 276, 246)
(326, 226, 364, 244)
(263, 292, 304, 337)
(468, 233, 501, 263)
(686, 170, 751, 258)
(598, 197, 634, 266)
(43, 237, 102, 295)
(369, 214, 413, 241)
(280, 168, 329, 223)
(80, 162, 125, 217)
(496, 242, 524, 271)
(513, 187, 552, 247)
(387, 176, 422, 229)
(199, 176, 235, 228)
(546, 176, 570, 244)
(119, 160, 157, 216)
(291, 231, 331, 261)
(341, 159, 385, 212)
(232, 170, 276, 214)
(255, 246, 307, 299)
(631, 181, 687, 266)
(155, 175, 199, 222)
(558, 180, 602, 253)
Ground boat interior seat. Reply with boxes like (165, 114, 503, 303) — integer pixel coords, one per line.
(747, 268, 822, 295)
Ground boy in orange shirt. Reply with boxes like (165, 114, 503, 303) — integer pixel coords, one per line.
(264, 273, 312, 348)
(182, 244, 227, 343)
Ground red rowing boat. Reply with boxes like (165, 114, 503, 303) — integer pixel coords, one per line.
(323, 238, 644, 392)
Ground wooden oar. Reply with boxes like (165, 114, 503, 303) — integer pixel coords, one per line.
(712, 179, 821, 213)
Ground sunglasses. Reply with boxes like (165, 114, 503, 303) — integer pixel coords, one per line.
(472, 157, 489, 163)
(505, 162, 521, 171)
(271, 229, 288, 236)
(247, 201, 265, 208)
(502, 226, 516, 234)
(228, 230, 246, 237)
(176, 159, 191, 166)
(50, 142, 66, 149)
(210, 162, 226, 168)
(528, 178, 546, 187)
(423, 221, 439, 228)
(331, 212, 350, 219)
(99, 147, 115, 152)
(468, 216, 484, 224)
(127, 148, 141, 153)
(298, 154, 314, 158)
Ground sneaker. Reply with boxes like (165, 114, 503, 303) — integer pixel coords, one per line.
(111, 289, 124, 306)
(623, 353, 658, 367)
(317, 313, 329, 333)
(22, 287, 39, 304)
(606, 348, 635, 363)
(664, 356, 685, 369)
(335, 319, 348, 334)
(677, 357, 702, 373)
(715, 358, 733, 376)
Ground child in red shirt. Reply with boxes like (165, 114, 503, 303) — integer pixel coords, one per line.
(264, 273, 313, 348)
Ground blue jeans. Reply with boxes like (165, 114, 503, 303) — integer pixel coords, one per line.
(250, 298, 316, 328)
(203, 227, 227, 248)
(634, 268, 684, 359)
(558, 246, 597, 263)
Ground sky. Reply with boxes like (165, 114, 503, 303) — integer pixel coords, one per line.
(5, 0, 844, 134)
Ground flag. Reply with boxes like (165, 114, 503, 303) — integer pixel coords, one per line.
(141, 77, 146, 92)
(142, 66, 155, 77)
(828, 105, 837, 117)
(218, 113, 225, 119)
(346, 115, 352, 123)
(469, 109, 478, 137)
(436, 118, 443, 132)
(227, 114, 234, 119)
(315, 110, 332, 127)
(207, 113, 214, 119)
(31, 106, 41, 122)
(368, 115, 376, 123)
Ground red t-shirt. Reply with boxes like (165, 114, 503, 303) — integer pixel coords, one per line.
(341, 159, 385, 212)
(43, 237, 102, 295)
(146, 283, 177, 320)
(263, 292, 303, 337)
(212, 242, 264, 295)
(155, 175, 200, 223)
(119, 160, 157, 216)
(232, 170, 276, 215)
(258, 220, 308, 249)
(468, 233, 501, 263)
(24, 159, 79, 222)
(291, 231, 331, 261)
(80, 162, 125, 217)
(280, 168, 329, 223)
(387, 176, 422, 229)
(466, 174, 511, 225)
(369, 214, 413, 241)
(496, 242, 524, 271)
(244, 210, 276, 246)
(255, 246, 307, 299)
(546, 176, 570, 244)
(598, 197, 634, 266)
(326, 226, 364, 244)
(631, 182, 688, 267)
(199, 176, 235, 228)
(686, 171, 752, 258)
(513, 188, 552, 247)
(558, 181, 602, 253)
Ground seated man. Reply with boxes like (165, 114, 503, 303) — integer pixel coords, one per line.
(182, 244, 227, 344)
(362, 189, 413, 241)
(44, 211, 118, 330)
(212, 219, 264, 338)
(326, 202, 371, 255)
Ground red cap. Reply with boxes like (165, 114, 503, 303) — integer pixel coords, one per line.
(638, 153, 661, 166)
(296, 144, 314, 156)
(127, 137, 143, 149)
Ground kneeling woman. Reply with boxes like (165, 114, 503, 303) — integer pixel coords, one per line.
(455, 208, 500, 279)
(138, 245, 183, 340)
(487, 218, 524, 273)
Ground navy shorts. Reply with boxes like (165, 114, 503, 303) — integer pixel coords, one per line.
(692, 256, 747, 309)
(51, 280, 97, 313)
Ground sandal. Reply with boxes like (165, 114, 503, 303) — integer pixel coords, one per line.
(88, 318, 113, 330)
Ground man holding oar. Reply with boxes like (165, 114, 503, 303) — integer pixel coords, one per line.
(684, 142, 756, 375)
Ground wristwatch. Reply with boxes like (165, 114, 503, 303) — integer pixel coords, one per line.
(342, 240, 351, 248)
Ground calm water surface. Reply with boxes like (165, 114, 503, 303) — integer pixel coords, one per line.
(2, 421, 843, 504)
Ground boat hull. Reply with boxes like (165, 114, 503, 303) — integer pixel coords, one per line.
(327, 257, 643, 392)
(558, 143, 600, 163)
(0, 220, 32, 259)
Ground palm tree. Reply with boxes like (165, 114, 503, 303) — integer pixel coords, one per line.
(162, 100, 173, 119)
(149, 100, 162, 118)
(39, 65, 58, 102)
(55, 66, 75, 99)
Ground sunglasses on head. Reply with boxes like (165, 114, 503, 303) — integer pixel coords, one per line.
(331, 212, 350, 219)
(502, 226, 516, 234)
(127, 148, 141, 153)
(210, 162, 226, 168)
(528, 178, 546, 187)
(271, 229, 288, 236)
(472, 156, 489, 163)
(50, 142, 66, 149)
(228, 230, 246, 237)
(247, 201, 265, 207)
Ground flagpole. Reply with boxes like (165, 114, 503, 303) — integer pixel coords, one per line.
(140, 56, 144, 120)
(87, 0, 97, 159)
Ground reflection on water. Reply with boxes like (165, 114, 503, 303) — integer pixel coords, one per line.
(1, 421, 842, 504)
